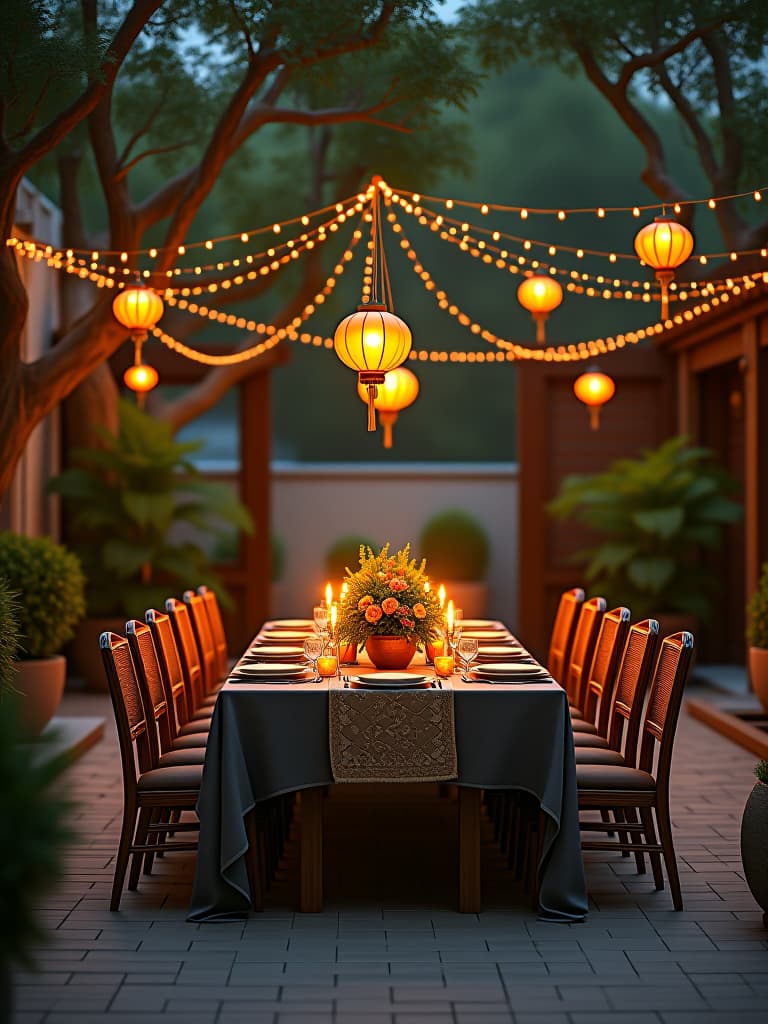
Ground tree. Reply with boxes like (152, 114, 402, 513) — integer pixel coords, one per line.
(0, 0, 479, 502)
(462, 0, 768, 256)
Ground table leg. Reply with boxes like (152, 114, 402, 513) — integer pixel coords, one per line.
(299, 787, 323, 913)
(458, 786, 481, 913)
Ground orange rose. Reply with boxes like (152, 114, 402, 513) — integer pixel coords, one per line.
(389, 578, 407, 592)
(358, 595, 374, 611)
(365, 604, 383, 622)
(382, 597, 399, 615)
(413, 603, 426, 619)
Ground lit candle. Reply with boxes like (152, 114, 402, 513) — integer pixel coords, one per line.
(317, 655, 338, 678)
(330, 602, 338, 635)
(447, 599, 454, 633)
(423, 580, 430, 594)
(434, 655, 454, 677)
(438, 584, 446, 610)
(325, 582, 333, 609)
(341, 581, 349, 602)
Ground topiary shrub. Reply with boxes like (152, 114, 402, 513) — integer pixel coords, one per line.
(747, 563, 768, 649)
(0, 577, 21, 694)
(419, 509, 490, 582)
(325, 535, 380, 579)
(755, 761, 768, 785)
(0, 533, 86, 659)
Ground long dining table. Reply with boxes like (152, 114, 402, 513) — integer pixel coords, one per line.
(188, 622, 588, 923)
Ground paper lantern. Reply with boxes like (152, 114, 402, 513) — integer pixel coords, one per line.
(573, 367, 615, 430)
(517, 275, 563, 343)
(334, 303, 412, 431)
(633, 217, 694, 319)
(123, 362, 159, 394)
(112, 284, 164, 341)
(357, 366, 419, 448)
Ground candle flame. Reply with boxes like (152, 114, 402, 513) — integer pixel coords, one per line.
(438, 584, 446, 610)
(325, 582, 332, 608)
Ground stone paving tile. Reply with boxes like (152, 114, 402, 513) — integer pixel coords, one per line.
(11, 690, 768, 1024)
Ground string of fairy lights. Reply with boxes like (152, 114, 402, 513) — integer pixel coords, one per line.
(7, 175, 768, 434)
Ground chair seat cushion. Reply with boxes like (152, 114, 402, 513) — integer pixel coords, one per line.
(192, 707, 214, 721)
(576, 764, 655, 791)
(178, 720, 210, 736)
(138, 763, 203, 791)
(158, 748, 206, 767)
(171, 733, 207, 750)
(202, 694, 218, 707)
(575, 747, 625, 766)
(574, 733, 610, 748)
(571, 719, 599, 734)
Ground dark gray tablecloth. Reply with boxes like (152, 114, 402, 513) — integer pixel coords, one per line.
(188, 675, 588, 923)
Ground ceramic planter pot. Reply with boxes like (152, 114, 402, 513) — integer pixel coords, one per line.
(749, 647, 768, 713)
(339, 642, 358, 665)
(365, 635, 417, 670)
(13, 655, 67, 738)
(741, 778, 768, 927)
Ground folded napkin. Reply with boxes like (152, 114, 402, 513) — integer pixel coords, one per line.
(328, 679, 457, 783)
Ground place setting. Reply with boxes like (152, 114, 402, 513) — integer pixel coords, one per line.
(463, 661, 552, 684)
(228, 661, 316, 684)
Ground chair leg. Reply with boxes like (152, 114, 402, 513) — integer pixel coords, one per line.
(143, 807, 164, 876)
(600, 807, 616, 839)
(129, 806, 152, 891)
(111, 796, 137, 912)
(627, 807, 648, 876)
(655, 796, 682, 910)
(245, 809, 264, 911)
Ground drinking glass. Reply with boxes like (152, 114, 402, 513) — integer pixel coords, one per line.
(313, 605, 328, 638)
(303, 636, 325, 679)
(457, 636, 479, 675)
(448, 625, 463, 665)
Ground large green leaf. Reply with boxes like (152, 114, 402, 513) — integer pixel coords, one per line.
(693, 495, 744, 523)
(627, 556, 675, 593)
(102, 539, 154, 577)
(181, 479, 255, 531)
(121, 490, 175, 529)
(584, 543, 638, 579)
(631, 507, 684, 540)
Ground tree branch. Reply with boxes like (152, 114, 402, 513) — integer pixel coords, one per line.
(116, 87, 169, 168)
(615, 15, 732, 90)
(115, 140, 196, 181)
(701, 31, 742, 187)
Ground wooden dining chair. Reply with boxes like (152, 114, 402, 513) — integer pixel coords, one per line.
(99, 631, 202, 911)
(165, 597, 214, 714)
(570, 606, 631, 737)
(182, 590, 220, 695)
(547, 587, 585, 683)
(197, 584, 230, 681)
(576, 631, 695, 910)
(146, 608, 211, 737)
(563, 596, 607, 714)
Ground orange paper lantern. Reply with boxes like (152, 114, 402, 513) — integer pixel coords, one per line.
(516, 274, 563, 343)
(633, 217, 694, 319)
(112, 284, 164, 341)
(123, 362, 159, 394)
(357, 366, 419, 448)
(573, 367, 615, 430)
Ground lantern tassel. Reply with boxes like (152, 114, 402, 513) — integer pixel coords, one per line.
(589, 407, 600, 431)
(367, 384, 378, 431)
(534, 313, 546, 344)
(656, 269, 673, 321)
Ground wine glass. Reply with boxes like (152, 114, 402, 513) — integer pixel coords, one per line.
(303, 636, 325, 680)
(448, 625, 463, 667)
(313, 605, 328, 639)
(457, 636, 479, 676)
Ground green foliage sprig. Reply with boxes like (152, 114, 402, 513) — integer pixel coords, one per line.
(746, 563, 768, 649)
(547, 436, 742, 621)
(338, 543, 443, 648)
(419, 509, 490, 581)
(48, 400, 253, 617)
(0, 577, 21, 693)
(755, 761, 768, 786)
(0, 534, 85, 659)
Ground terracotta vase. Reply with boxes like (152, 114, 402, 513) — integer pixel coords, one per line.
(339, 642, 358, 665)
(749, 647, 768, 714)
(365, 635, 417, 670)
(13, 655, 67, 738)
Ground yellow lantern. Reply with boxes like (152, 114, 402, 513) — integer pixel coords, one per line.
(516, 274, 563, 343)
(356, 366, 419, 448)
(334, 303, 412, 431)
(573, 366, 615, 430)
(112, 283, 164, 341)
(123, 362, 159, 395)
(633, 216, 694, 319)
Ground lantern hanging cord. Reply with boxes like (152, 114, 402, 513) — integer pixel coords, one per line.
(369, 182, 395, 311)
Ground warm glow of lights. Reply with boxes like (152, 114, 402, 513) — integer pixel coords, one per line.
(112, 285, 164, 341)
(356, 366, 419, 448)
(123, 362, 159, 393)
(633, 217, 694, 318)
(517, 274, 563, 343)
(573, 367, 616, 430)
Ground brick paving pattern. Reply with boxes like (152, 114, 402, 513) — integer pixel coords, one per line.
(13, 689, 768, 1023)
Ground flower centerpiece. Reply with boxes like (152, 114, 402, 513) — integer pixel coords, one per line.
(339, 543, 444, 669)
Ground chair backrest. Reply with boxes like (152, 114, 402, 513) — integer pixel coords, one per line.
(547, 587, 585, 682)
(580, 606, 631, 734)
(605, 618, 660, 765)
(165, 597, 205, 710)
(183, 590, 217, 694)
(563, 596, 607, 710)
(127, 619, 176, 754)
(99, 631, 153, 786)
(146, 608, 191, 726)
(637, 631, 695, 783)
(197, 584, 228, 681)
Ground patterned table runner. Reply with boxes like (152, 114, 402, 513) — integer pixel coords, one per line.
(328, 680, 457, 783)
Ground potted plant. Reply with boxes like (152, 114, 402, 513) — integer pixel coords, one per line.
(747, 563, 768, 712)
(741, 759, 768, 927)
(0, 532, 86, 736)
(547, 435, 742, 629)
(49, 399, 253, 689)
(0, 694, 74, 1022)
(338, 543, 443, 669)
(418, 509, 490, 616)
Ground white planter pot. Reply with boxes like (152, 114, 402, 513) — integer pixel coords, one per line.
(12, 655, 67, 738)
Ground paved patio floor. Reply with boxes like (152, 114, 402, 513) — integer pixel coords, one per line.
(13, 687, 768, 1024)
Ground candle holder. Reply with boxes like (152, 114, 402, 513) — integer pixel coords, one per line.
(434, 655, 454, 677)
(425, 636, 444, 665)
(317, 654, 338, 678)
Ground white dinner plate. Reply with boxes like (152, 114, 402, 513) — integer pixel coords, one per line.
(476, 645, 526, 658)
(461, 629, 512, 641)
(248, 645, 305, 659)
(264, 619, 314, 630)
(350, 672, 429, 688)
(460, 619, 504, 629)
(469, 664, 550, 682)
(233, 662, 307, 677)
(255, 630, 313, 643)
